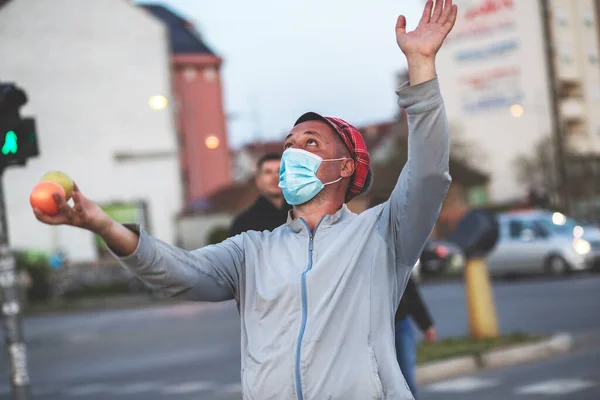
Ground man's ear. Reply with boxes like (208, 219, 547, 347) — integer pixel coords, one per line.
(341, 158, 355, 178)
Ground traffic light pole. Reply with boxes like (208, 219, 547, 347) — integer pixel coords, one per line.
(0, 167, 31, 400)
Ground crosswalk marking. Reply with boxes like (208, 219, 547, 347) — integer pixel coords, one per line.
(162, 381, 217, 394)
(515, 378, 596, 395)
(425, 376, 500, 392)
(219, 382, 242, 393)
(113, 382, 161, 394)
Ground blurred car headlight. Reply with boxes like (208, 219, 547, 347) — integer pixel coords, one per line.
(451, 253, 465, 268)
(573, 238, 591, 255)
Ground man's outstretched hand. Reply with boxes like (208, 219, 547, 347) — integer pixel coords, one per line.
(33, 183, 113, 235)
(33, 183, 140, 257)
(396, 0, 458, 85)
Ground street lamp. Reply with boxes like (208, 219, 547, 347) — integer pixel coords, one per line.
(148, 95, 168, 110)
(205, 135, 220, 149)
(509, 103, 524, 118)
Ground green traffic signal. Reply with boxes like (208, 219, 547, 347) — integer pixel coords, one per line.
(1, 130, 18, 155)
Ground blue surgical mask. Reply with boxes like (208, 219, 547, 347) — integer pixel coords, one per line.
(278, 148, 347, 205)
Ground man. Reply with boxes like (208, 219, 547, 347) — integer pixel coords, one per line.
(229, 153, 291, 237)
(33, 2, 457, 398)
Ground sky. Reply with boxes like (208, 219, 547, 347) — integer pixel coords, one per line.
(136, 0, 425, 149)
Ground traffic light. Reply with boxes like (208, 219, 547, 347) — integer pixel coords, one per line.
(0, 83, 39, 169)
(0, 118, 38, 166)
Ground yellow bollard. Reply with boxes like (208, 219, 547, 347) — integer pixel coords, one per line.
(464, 258, 499, 339)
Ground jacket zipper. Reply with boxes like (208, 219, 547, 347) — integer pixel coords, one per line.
(295, 218, 323, 400)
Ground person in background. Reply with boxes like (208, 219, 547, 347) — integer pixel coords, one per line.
(395, 277, 436, 398)
(228, 153, 291, 236)
(370, 196, 437, 399)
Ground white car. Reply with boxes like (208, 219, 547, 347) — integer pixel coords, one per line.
(485, 210, 600, 276)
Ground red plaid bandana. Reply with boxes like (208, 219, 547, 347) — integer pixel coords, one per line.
(294, 112, 372, 202)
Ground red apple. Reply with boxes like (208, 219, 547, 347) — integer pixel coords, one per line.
(30, 181, 65, 216)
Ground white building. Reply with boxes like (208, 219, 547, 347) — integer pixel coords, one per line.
(435, 0, 600, 203)
(0, 0, 182, 262)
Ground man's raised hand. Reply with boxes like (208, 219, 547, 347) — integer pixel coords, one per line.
(396, 0, 458, 61)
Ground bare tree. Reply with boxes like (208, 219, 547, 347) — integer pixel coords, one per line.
(513, 135, 558, 204)
(390, 116, 481, 169)
(448, 122, 484, 168)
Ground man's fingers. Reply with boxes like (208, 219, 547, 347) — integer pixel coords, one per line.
(439, 0, 453, 24)
(54, 193, 73, 217)
(418, 0, 433, 26)
(72, 189, 84, 214)
(396, 15, 407, 35)
(33, 208, 64, 225)
(444, 4, 458, 32)
(430, 0, 444, 23)
(74, 200, 84, 215)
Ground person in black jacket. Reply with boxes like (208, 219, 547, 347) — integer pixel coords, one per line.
(395, 276, 436, 398)
(369, 197, 436, 399)
(229, 153, 292, 236)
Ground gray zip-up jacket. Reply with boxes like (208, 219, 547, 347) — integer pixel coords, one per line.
(111, 77, 451, 400)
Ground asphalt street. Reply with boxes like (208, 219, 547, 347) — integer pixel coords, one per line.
(420, 340, 600, 400)
(0, 274, 597, 399)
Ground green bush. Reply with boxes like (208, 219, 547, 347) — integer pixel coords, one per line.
(13, 250, 52, 303)
(207, 225, 229, 245)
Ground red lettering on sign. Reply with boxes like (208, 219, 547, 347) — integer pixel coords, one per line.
(465, 0, 514, 20)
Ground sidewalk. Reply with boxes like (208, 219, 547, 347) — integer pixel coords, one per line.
(416, 333, 574, 385)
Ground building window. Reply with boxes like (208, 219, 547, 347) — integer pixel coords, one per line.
(183, 67, 197, 82)
(583, 11, 594, 27)
(588, 49, 598, 64)
(560, 49, 573, 64)
(204, 67, 217, 82)
(555, 8, 568, 26)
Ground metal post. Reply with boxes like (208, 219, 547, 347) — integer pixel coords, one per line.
(540, 0, 572, 215)
(0, 168, 31, 399)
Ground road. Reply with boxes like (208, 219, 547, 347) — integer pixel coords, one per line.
(0, 274, 597, 399)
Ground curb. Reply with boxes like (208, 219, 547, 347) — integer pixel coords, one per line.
(415, 333, 573, 385)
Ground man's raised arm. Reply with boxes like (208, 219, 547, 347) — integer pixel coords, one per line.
(378, 0, 457, 267)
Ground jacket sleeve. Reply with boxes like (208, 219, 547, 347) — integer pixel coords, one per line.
(406, 278, 434, 332)
(377, 77, 452, 269)
(109, 224, 244, 302)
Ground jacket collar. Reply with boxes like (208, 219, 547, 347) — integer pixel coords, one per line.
(286, 204, 349, 233)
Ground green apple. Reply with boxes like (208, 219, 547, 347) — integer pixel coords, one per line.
(41, 171, 74, 200)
